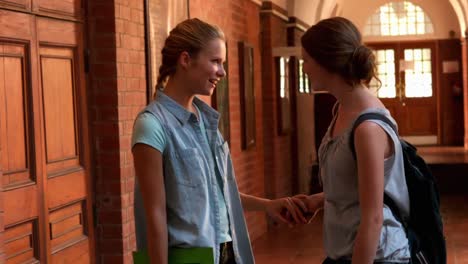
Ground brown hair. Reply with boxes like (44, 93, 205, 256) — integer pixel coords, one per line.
(301, 17, 379, 87)
(156, 18, 225, 91)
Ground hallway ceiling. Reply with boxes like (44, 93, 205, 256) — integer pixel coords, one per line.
(267, 0, 468, 37)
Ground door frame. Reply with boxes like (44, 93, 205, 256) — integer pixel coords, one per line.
(367, 40, 441, 144)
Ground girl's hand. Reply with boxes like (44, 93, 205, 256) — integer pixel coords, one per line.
(291, 193, 324, 223)
(265, 197, 308, 227)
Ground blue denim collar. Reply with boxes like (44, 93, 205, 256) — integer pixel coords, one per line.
(156, 90, 220, 130)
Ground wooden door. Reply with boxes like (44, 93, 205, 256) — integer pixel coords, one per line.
(368, 42, 437, 144)
(0, 0, 94, 263)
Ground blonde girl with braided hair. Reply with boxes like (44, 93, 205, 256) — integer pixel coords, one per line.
(132, 18, 306, 264)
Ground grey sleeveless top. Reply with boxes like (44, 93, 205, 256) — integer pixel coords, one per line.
(318, 107, 411, 262)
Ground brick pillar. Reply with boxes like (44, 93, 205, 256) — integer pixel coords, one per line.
(88, 0, 146, 263)
(259, 1, 292, 199)
(462, 37, 468, 149)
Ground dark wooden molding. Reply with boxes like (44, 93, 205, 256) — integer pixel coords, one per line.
(288, 16, 309, 31)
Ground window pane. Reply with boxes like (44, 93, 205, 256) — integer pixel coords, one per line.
(371, 49, 396, 98)
(405, 49, 413, 60)
(298, 60, 304, 93)
(414, 49, 422, 60)
(404, 48, 432, 97)
(417, 24, 425, 34)
(423, 61, 431, 72)
(279, 57, 287, 98)
(423, 49, 430, 60)
(364, 1, 433, 36)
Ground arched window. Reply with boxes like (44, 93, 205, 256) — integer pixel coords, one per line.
(364, 1, 434, 36)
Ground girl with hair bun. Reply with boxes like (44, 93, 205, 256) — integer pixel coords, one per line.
(293, 17, 411, 263)
(132, 18, 305, 264)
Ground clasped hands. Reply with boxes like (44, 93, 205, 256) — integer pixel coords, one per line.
(265, 194, 323, 228)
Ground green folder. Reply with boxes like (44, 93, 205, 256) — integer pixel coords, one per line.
(133, 247, 214, 264)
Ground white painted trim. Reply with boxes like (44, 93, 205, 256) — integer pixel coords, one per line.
(250, 0, 262, 6)
(272, 46, 301, 57)
(364, 34, 439, 43)
(287, 22, 307, 32)
(260, 9, 289, 22)
(401, 135, 438, 146)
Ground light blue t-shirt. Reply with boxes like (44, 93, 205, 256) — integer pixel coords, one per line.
(132, 108, 232, 243)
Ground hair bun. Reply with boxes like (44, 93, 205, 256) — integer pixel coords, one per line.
(349, 45, 374, 82)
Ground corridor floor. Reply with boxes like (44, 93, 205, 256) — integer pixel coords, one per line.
(252, 194, 468, 263)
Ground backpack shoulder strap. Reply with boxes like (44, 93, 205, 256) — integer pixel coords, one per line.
(349, 112, 405, 226)
(350, 112, 397, 160)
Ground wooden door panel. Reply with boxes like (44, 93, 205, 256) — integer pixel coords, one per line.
(36, 0, 82, 19)
(51, 239, 89, 263)
(4, 185, 38, 225)
(41, 52, 79, 174)
(49, 202, 87, 253)
(0, 41, 37, 227)
(48, 171, 86, 209)
(0, 0, 30, 11)
(37, 18, 92, 261)
(0, 46, 32, 188)
(406, 104, 436, 135)
(4, 220, 39, 263)
(0, 10, 33, 40)
(37, 18, 79, 45)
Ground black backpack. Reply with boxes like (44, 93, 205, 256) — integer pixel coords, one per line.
(350, 113, 446, 264)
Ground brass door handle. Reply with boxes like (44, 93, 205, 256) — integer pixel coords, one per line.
(397, 70, 406, 106)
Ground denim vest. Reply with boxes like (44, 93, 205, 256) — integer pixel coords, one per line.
(134, 92, 254, 264)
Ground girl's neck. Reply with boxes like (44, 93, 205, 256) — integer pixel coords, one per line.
(330, 83, 368, 111)
(163, 77, 196, 113)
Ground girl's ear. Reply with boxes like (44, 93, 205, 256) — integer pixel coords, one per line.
(178, 51, 191, 70)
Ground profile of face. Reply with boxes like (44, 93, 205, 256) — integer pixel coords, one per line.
(301, 48, 330, 92)
(183, 38, 227, 96)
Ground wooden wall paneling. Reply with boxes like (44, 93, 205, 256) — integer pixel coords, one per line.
(34, 0, 82, 20)
(0, 0, 31, 12)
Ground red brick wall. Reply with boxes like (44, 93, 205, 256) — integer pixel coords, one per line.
(87, 0, 146, 262)
(260, 4, 294, 200)
(190, 0, 267, 241)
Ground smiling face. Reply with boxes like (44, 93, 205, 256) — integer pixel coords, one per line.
(185, 38, 226, 96)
